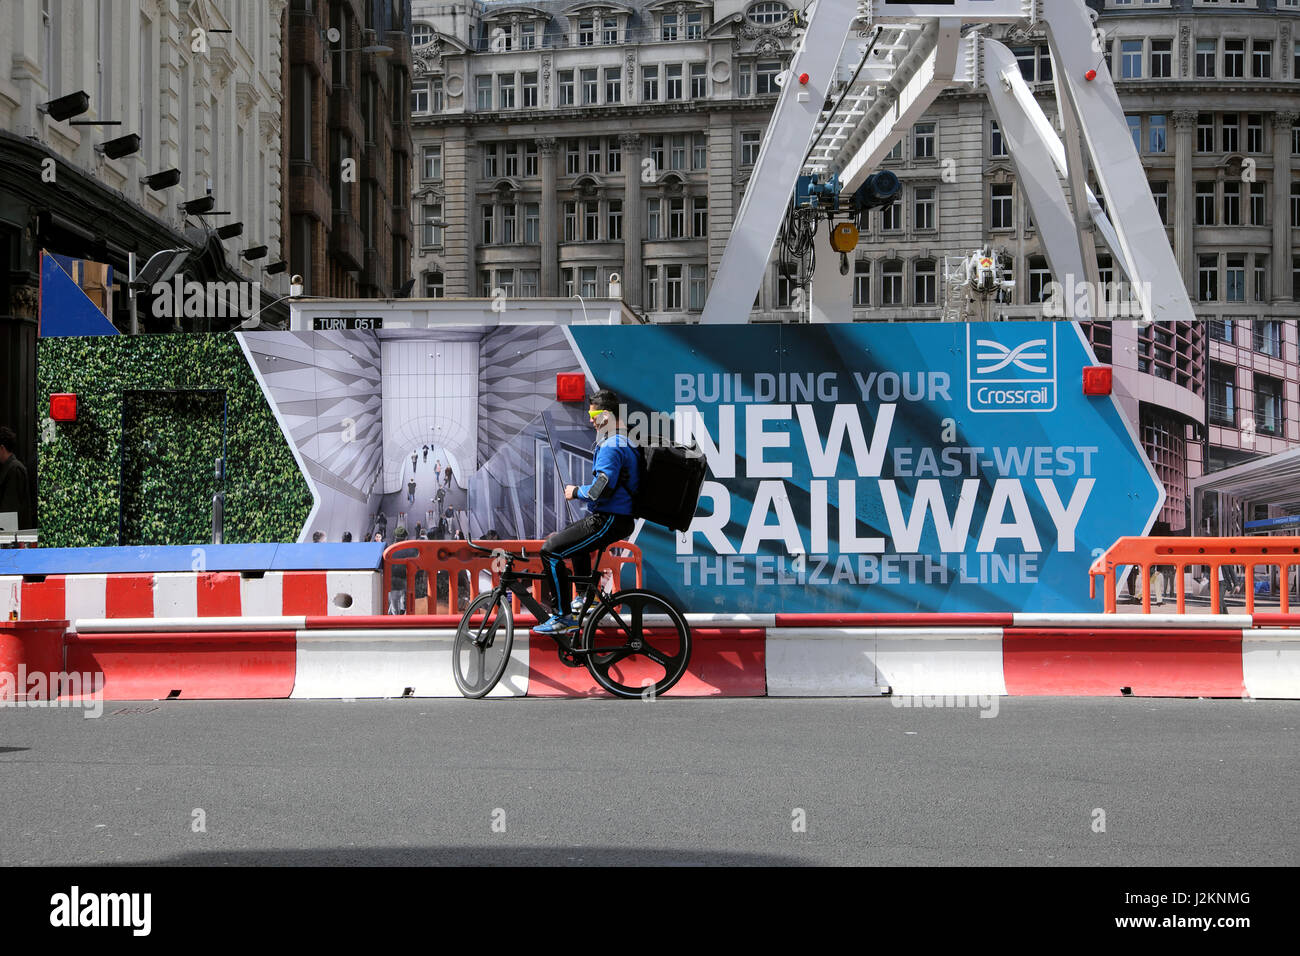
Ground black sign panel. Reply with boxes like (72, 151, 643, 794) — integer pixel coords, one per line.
(312, 317, 384, 330)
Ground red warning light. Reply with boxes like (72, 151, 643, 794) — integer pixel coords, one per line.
(556, 373, 586, 402)
(1082, 366, 1113, 396)
(50, 393, 78, 422)
(798, 73, 810, 85)
(1084, 69, 1097, 81)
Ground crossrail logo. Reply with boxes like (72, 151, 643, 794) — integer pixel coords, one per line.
(966, 323, 1057, 414)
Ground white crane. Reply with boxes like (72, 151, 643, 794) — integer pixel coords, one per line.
(701, 0, 1191, 326)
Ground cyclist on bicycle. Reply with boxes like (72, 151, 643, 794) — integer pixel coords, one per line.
(534, 388, 640, 635)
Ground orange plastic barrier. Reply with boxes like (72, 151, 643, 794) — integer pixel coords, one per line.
(381, 539, 642, 617)
(1089, 536, 1300, 614)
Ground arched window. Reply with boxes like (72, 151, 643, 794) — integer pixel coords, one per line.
(747, 2, 789, 25)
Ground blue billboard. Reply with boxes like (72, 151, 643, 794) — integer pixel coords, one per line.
(569, 322, 1162, 613)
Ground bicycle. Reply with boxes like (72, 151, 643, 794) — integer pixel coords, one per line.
(452, 537, 692, 700)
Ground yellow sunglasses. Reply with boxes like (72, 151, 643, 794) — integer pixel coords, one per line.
(588, 409, 604, 420)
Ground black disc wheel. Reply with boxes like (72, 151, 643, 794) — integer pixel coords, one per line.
(452, 591, 514, 698)
(579, 589, 691, 699)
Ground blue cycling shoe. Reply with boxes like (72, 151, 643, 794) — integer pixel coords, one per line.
(533, 614, 579, 635)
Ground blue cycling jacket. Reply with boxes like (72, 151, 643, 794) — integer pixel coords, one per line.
(577, 433, 640, 516)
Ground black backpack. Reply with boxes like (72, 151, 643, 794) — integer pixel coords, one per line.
(630, 440, 707, 532)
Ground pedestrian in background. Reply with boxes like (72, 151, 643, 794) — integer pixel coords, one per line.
(444, 465, 453, 488)
(408, 477, 417, 504)
(0, 426, 32, 529)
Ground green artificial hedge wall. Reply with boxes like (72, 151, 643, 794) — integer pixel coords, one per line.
(36, 334, 312, 546)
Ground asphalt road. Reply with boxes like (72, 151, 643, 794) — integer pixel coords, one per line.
(1, 697, 1295, 866)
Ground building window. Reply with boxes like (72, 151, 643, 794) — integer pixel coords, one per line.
(503, 143, 519, 177)
(482, 143, 498, 178)
(1222, 113, 1239, 153)
(668, 197, 686, 238)
(748, 2, 788, 25)
(1253, 40, 1272, 78)
(579, 267, 597, 297)
(566, 139, 580, 175)
(665, 264, 684, 310)
(737, 62, 752, 97)
(775, 272, 792, 309)
(1295, 256, 1300, 302)
(578, 18, 595, 46)
(1209, 363, 1236, 426)
(689, 264, 707, 310)
(649, 136, 665, 172)
(1209, 318, 1234, 344)
(1198, 254, 1218, 301)
(524, 203, 539, 243)
(853, 259, 870, 306)
(583, 202, 599, 240)
(564, 202, 577, 242)
(608, 200, 623, 240)
(914, 259, 937, 306)
(559, 70, 575, 106)
(607, 138, 621, 173)
(1196, 39, 1216, 78)
(1197, 113, 1214, 152)
(520, 23, 536, 50)
(914, 186, 936, 231)
(424, 270, 444, 298)
(665, 64, 684, 100)
(587, 139, 602, 173)
(687, 11, 704, 38)
(501, 204, 518, 244)
(1127, 115, 1142, 151)
(1149, 115, 1167, 153)
(524, 141, 538, 177)
(477, 75, 493, 111)
(741, 130, 761, 165)
(1150, 181, 1168, 225)
(499, 74, 515, 109)
(1195, 182, 1215, 225)
(1254, 320, 1282, 357)
(692, 197, 708, 237)
(412, 23, 433, 46)
(642, 65, 659, 101)
(411, 81, 429, 114)
(1223, 181, 1241, 226)
(1151, 39, 1172, 78)
(1292, 182, 1300, 227)
(1242, 114, 1264, 155)
(1224, 39, 1245, 78)
(669, 134, 687, 170)
(913, 123, 935, 159)
(1256, 374, 1284, 435)
(690, 63, 707, 99)
(422, 203, 443, 247)
(428, 77, 444, 112)
(991, 121, 1007, 158)
(645, 267, 658, 310)
(604, 21, 619, 45)
(561, 268, 574, 297)
(496, 269, 514, 298)
(423, 145, 442, 181)
(661, 12, 678, 41)
(1225, 254, 1246, 301)
(647, 198, 661, 239)
(1013, 46, 1035, 82)
(1255, 256, 1267, 301)
(756, 60, 782, 95)
(521, 269, 539, 297)
(881, 196, 901, 231)
(522, 72, 538, 108)
(481, 204, 495, 244)
(605, 68, 622, 103)
(990, 183, 1014, 229)
(881, 260, 903, 305)
(1028, 256, 1051, 303)
(1248, 180, 1268, 223)
(581, 69, 598, 105)
(1121, 40, 1142, 78)
(692, 132, 707, 169)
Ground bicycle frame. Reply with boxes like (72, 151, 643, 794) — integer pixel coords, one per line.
(480, 561, 633, 658)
